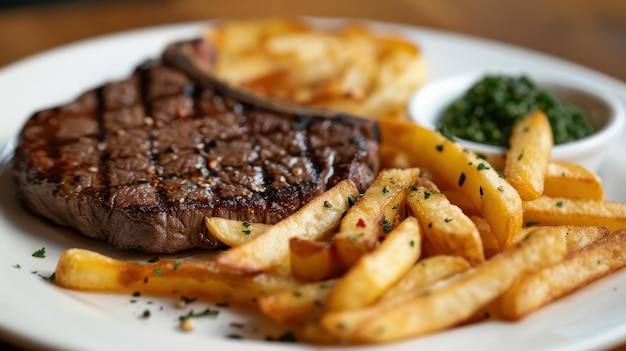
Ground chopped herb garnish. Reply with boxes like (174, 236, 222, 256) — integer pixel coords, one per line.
(476, 154, 487, 160)
(227, 334, 244, 339)
(424, 191, 431, 200)
(147, 256, 160, 263)
(180, 296, 198, 304)
(347, 195, 358, 207)
(408, 185, 418, 191)
(179, 308, 220, 321)
(242, 221, 250, 228)
(39, 272, 56, 282)
(498, 171, 507, 179)
(435, 144, 444, 152)
(518, 151, 525, 161)
(410, 240, 415, 247)
(32, 247, 46, 258)
(382, 220, 392, 234)
(130, 299, 137, 304)
(382, 186, 390, 194)
(173, 261, 182, 270)
(293, 291, 302, 298)
(525, 221, 540, 227)
(556, 201, 564, 208)
(133, 291, 141, 297)
(13, 264, 21, 269)
(216, 302, 230, 307)
(142, 310, 151, 318)
(392, 203, 399, 210)
(477, 163, 490, 171)
(479, 186, 484, 199)
(458, 173, 466, 187)
(444, 217, 453, 223)
(154, 268, 164, 276)
(242, 230, 251, 235)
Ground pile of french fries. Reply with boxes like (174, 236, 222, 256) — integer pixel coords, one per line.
(203, 18, 428, 120)
(54, 109, 626, 345)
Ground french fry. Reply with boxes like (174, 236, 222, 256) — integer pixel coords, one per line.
(523, 196, 626, 232)
(379, 142, 413, 169)
(407, 186, 484, 265)
(54, 248, 298, 310)
(290, 238, 343, 281)
(333, 168, 421, 267)
(500, 229, 626, 320)
(348, 227, 567, 343)
(215, 180, 359, 273)
(322, 269, 465, 340)
(379, 119, 523, 250)
(511, 225, 609, 253)
(320, 255, 470, 339)
(470, 215, 501, 259)
(380, 255, 470, 303)
(205, 19, 426, 120)
(503, 110, 553, 200)
(544, 161, 604, 200)
(325, 216, 422, 312)
(205, 217, 271, 247)
(441, 188, 481, 216)
(258, 279, 337, 326)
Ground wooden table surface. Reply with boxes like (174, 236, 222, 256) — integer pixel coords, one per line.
(0, 0, 625, 350)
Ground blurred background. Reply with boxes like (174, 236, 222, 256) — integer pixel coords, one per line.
(0, 0, 624, 83)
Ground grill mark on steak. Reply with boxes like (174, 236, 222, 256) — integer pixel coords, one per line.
(12, 41, 380, 253)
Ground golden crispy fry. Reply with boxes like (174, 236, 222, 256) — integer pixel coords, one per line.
(500, 229, 626, 320)
(216, 180, 358, 273)
(321, 255, 470, 339)
(380, 255, 470, 303)
(407, 186, 484, 265)
(511, 225, 609, 253)
(441, 188, 481, 216)
(258, 279, 337, 326)
(470, 215, 501, 259)
(333, 168, 421, 267)
(322, 271, 465, 340)
(54, 248, 297, 310)
(205, 19, 426, 120)
(205, 217, 271, 247)
(523, 196, 626, 232)
(379, 143, 413, 169)
(504, 111, 553, 200)
(349, 227, 567, 343)
(544, 161, 604, 200)
(379, 119, 523, 250)
(290, 238, 343, 281)
(326, 217, 422, 312)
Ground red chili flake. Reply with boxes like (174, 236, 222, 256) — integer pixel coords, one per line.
(356, 219, 366, 228)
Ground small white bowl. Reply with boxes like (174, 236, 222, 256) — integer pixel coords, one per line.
(408, 71, 625, 171)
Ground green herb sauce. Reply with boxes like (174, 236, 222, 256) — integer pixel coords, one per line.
(438, 75, 593, 147)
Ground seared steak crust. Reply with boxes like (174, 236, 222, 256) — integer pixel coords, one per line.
(12, 52, 379, 253)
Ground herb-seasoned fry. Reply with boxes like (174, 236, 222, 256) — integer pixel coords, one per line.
(333, 168, 421, 267)
(378, 119, 523, 249)
(504, 110, 553, 200)
(54, 248, 297, 310)
(216, 179, 359, 273)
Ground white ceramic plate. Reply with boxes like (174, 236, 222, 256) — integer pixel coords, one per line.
(1, 20, 626, 351)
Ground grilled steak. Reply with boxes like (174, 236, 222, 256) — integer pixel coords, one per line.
(12, 39, 380, 253)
